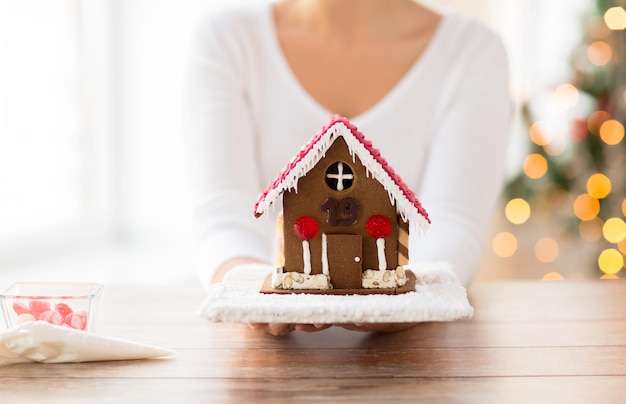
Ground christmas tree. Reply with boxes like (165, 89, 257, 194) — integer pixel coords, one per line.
(497, 0, 626, 279)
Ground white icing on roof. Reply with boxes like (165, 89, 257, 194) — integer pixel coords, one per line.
(254, 117, 430, 233)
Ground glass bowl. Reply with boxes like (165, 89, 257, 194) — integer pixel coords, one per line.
(1, 282, 103, 332)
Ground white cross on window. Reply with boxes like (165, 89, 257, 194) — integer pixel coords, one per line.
(326, 162, 354, 191)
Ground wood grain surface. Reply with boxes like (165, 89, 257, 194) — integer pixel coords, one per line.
(1, 280, 625, 403)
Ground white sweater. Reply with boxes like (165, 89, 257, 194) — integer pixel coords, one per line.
(185, 2, 511, 289)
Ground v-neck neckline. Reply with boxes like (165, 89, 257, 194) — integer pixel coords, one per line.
(262, 3, 450, 125)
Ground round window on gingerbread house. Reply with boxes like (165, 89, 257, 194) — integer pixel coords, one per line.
(325, 161, 354, 191)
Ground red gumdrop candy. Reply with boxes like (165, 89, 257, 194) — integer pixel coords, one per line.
(293, 216, 319, 241)
(65, 311, 87, 330)
(39, 310, 64, 325)
(366, 215, 391, 239)
(13, 301, 33, 316)
(55, 302, 73, 318)
(29, 300, 51, 319)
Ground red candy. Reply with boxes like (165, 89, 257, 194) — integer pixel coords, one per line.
(65, 311, 87, 330)
(366, 215, 392, 239)
(55, 302, 73, 318)
(12, 299, 88, 330)
(13, 301, 32, 316)
(28, 300, 51, 318)
(293, 215, 319, 241)
(39, 310, 63, 325)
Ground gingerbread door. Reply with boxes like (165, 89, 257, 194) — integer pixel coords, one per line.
(326, 234, 362, 289)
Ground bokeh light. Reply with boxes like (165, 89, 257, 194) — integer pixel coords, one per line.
(599, 119, 625, 145)
(554, 83, 579, 109)
(492, 232, 517, 258)
(579, 217, 604, 242)
(587, 110, 611, 134)
(586, 173, 611, 199)
(542, 272, 565, 281)
(523, 154, 548, 179)
(603, 217, 626, 243)
(598, 248, 624, 274)
(588, 41, 613, 65)
(623, 197, 626, 216)
(604, 6, 626, 30)
(535, 237, 559, 263)
(587, 110, 611, 135)
(505, 198, 531, 224)
(573, 194, 600, 221)
(618, 238, 626, 254)
(529, 121, 552, 146)
(573, 119, 589, 142)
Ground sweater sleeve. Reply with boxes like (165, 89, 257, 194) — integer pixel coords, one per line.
(409, 31, 512, 286)
(184, 14, 272, 291)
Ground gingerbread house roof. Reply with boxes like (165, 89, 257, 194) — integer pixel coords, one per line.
(254, 116, 430, 232)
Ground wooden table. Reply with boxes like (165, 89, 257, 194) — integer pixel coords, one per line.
(1, 280, 626, 403)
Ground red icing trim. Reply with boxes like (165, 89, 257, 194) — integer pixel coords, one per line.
(254, 116, 430, 224)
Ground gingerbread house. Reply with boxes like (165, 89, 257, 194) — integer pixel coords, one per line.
(254, 116, 430, 294)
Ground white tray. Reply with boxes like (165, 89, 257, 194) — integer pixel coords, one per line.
(199, 263, 473, 324)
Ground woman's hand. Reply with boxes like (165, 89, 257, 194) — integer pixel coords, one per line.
(337, 323, 418, 333)
(247, 323, 331, 336)
(247, 322, 416, 336)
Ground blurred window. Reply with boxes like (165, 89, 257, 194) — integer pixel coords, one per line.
(0, 0, 117, 261)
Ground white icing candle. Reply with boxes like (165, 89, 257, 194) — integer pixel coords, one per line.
(376, 238, 387, 271)
(303, 240, 312, 275)
(321, 233, 329, 275)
